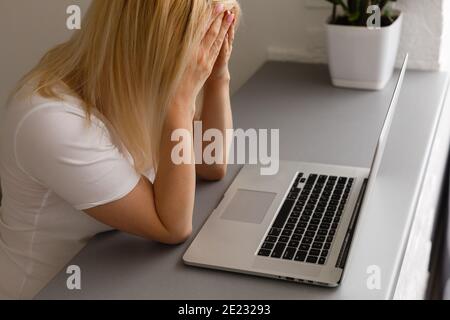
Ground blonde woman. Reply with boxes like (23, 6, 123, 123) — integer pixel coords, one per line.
(0, 0, 240, 299)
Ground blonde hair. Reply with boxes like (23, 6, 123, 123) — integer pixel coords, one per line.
(13, 0, 240, 173)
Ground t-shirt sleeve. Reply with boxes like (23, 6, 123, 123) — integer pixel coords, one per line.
(14, 104, 142, 211)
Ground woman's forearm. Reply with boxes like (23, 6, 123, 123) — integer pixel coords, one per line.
(153, 104, 196, 239)
(197, 78, 233, 180)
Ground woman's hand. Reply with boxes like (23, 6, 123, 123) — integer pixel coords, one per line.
(208, 11, 236, 83)
(196, 10, 236, 181)
(173, 5, 235, 116)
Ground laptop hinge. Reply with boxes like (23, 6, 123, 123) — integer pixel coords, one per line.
(336, 178, 368, 269)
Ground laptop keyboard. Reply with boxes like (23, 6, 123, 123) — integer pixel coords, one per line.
(257, 173, 354, 265)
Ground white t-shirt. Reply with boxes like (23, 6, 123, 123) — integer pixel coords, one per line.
(0, 85, 152, 299)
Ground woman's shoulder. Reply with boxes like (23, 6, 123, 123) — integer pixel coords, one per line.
(7, 84, 86, 121)
(6, 84, 107, 135)
(2, 85, 114, 162)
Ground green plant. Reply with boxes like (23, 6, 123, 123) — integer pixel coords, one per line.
(326, 0, 398, 26)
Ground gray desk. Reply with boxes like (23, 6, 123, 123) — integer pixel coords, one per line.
(36, 62, 450, 300)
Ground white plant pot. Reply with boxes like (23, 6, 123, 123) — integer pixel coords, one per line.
(326, 13, 403, 90)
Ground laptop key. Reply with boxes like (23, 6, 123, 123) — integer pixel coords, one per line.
(294, 251, 307, 262)
(312, 213, 323, 220)
(315, 207, 325, 214)
(309, 249, 320, 256)
(284, 223, 295, 230)
(315, 235, 326, 242)
(292, 186, 301, 193)
(327, 206, 337, 212)
(288, 217, 298, 224)
(282, 229, 293, 237)
(262, 242, 274, 250)
(299, 244, 310, 251)
(271, 243, 286, 258)
(288, 240, 300, 248)
(287, 193, 297, 200)
(258, 249, 271, 257)
(306, 256, 318, 264)
(279, 236, 289, 243)
(283, 247, 296, 260)
(318, 257, 326, 265)
(300, 216, 310, 222)
(305, 231, 315, 238)
(269, 228, 281, 236)
(312, 242, 323, 249)
(291, 211, 301, 218)
(273, 200, 295, 228)
(320, 223, 331, 230)
(297, 222, 308, 228)
(265, 236, 277, 243)
(291, 234, 302, 241)
(303, 210, 313, 217)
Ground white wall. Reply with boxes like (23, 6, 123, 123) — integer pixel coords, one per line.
(0, 0, 91, 109)
(265, 0, 450, 71)
(228, 0, 271, 93)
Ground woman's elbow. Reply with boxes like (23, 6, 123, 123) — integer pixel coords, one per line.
(159, 225, 193, 245)
(170, 227, 193, 245)
(197, 164, 228, 181)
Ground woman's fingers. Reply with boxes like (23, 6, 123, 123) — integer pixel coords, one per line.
(229, 20, 236, 45)
(210, 12, 235, 59)
(217, 33, 229, 61)
(202, 14, 224, 50)
(202, 7, 226, 49)
(205, 4, 225, 32)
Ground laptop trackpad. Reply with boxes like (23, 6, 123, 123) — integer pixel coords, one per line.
(221, 189, 276, 224)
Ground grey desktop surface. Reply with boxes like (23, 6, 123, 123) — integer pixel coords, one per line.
(36, 62, 449, 300)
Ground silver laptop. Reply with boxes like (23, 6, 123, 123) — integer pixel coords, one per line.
(184, 55, 409, 287)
